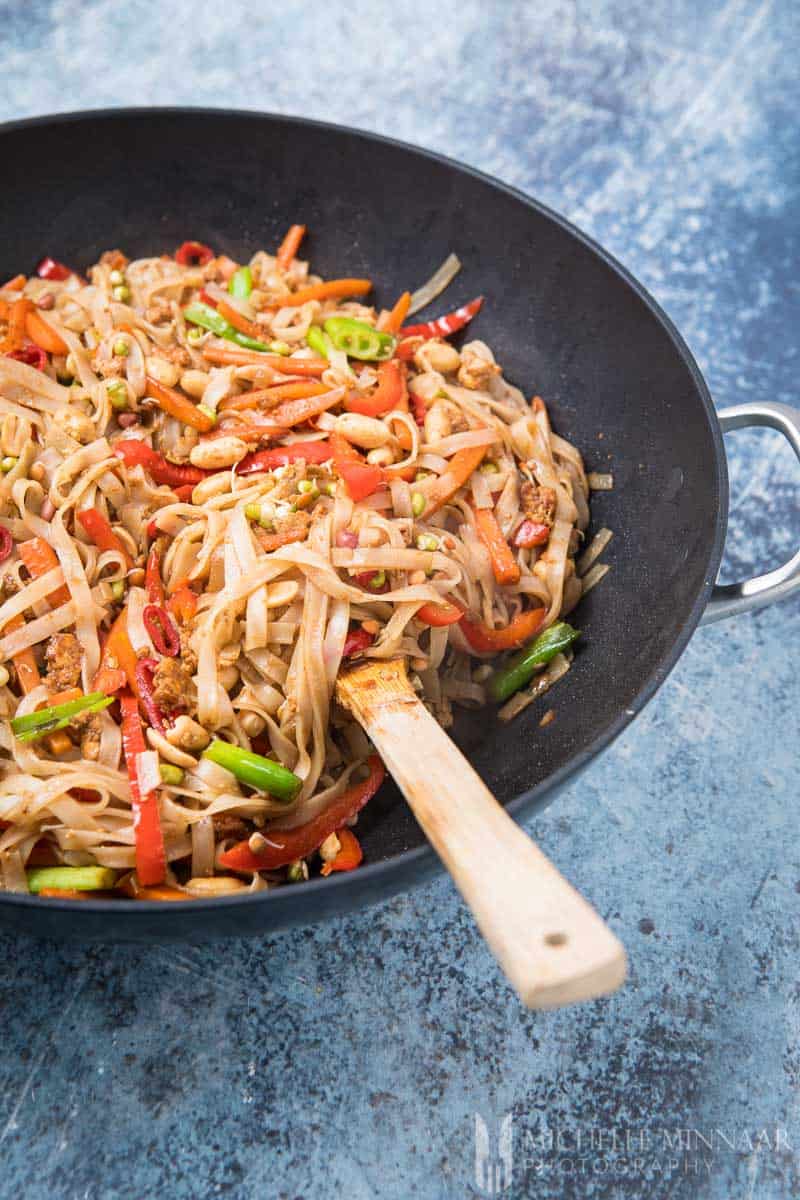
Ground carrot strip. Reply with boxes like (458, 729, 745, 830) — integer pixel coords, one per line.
(0, 297, 31, 353)
(214, 296, 267, 342)
(422, 446, 487, 517)
(218, 380, 328, 414)
(383, 291, 411, 334)
(269, 389, 343, 428)
(77, 508, 134, 569)
(276, 224, 306, 271)
(18, 537, 70, 607)
(2, 275, 26, 292)
(145, 375, 214, 432)
(201, 345, 329, 374)
(92, 607, 138, 695)
(25, 309, 68, 355)
(472, 506, 521, 586)
(118, 879, 190, 901)
(275, 278, 372, 308)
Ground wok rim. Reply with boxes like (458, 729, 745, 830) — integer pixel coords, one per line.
(0, 106, 728, 922)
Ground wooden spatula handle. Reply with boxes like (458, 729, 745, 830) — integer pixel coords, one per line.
(360, 692, 626, 1008)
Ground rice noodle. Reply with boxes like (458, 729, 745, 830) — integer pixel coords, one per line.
(0, 238, 603, 901)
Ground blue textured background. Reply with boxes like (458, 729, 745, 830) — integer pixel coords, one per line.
(1, 2, 798, 1197)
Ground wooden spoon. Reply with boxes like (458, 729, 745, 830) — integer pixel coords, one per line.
(336, 657, 627, 1009)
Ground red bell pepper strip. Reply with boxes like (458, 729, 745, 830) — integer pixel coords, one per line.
(6, 345, 47, 370)
(219, 755, 384, 872)
(416, 599, 464, 626)
(119, 691, 167, 886)
(395, 336, 423, 362)
(77, 507, 134, 569)
(175, 241, 214, 266)
(145, 547, 165, 605)
(143, 604, 180, 657)
(460, 606, 546, 654)
(342, 627, 375, 658)
(400, 296, 483, 340)
(330, 432, 384, 501)
(320, 828, 362, 875)
(36, 257, 73, 282)
(113, 440, 208, 488)
(235, 441, 333, 476)
(513, 519, 551, 548)
(346, 360, 406, 418)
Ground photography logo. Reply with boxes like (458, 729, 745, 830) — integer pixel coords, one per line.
(474, 1112, 514, 1195)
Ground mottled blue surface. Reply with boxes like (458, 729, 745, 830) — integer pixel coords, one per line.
(1, 2, 799, 1197)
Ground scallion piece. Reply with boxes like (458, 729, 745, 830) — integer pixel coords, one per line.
(488, 622, 581, 703)
(11, 692, 114, 743)
(228, 266, 253, 299)
(26, 866, 116, 893)
(202, 739, 302, 804)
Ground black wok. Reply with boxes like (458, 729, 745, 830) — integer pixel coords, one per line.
(1, 109, 798, 942)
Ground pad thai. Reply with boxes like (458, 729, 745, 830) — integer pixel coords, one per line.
(0, 230, 611, 901)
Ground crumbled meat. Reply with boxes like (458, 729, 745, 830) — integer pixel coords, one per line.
(256, 509, 312, 553)
(75, 712, 102, 761)
(520, 481, 557, 528)
(0, 572, 19, 599)
(162, 344, 192, 367)
(99, 249, 129, 271)
(90, 354, 124, 379)
(152, 656, 196, 715)
(44, 633, 82, 692)
(145, 298, 172, 325)
(457, 347, 501, 391)
(212, 813, 251, 842)
(178, 621, 198, 674)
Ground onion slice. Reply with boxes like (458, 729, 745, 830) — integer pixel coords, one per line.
(408, 254, 461, 316)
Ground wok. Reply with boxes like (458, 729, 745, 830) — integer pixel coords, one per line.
(1, 108, 798, 942)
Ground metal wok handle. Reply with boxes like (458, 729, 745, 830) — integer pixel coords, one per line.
(702, 401, 800, 624)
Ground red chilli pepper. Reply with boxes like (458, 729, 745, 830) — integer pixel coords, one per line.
(0, 527, 12, 563)
(399, 296, 483, 340)
(6, 346, 47, 371)
(219, 755, 385, 872)
(513, 519, 551, 549)
(342, 627, 375, 658)
(135, 658, 168, 734)
(36, 257, 73, 282)
(143, 604, 180, 657)
(145, 547, 165, 605)
(113, 440, 208, 488)
(119, 691, 166, 886)
(175, 241, 214, 267)
(235, 441, 333, 476)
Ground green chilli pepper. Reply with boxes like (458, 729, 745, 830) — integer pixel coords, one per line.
(488, 622, 581, 703)
(322, 317, 395, 361)
(202, 739, 302, 805)
(11, 692, 114, 743)
(228, 266, 253, 299)
(183, 303, 271, 353)
(26, 866, 117, 893)
(306, 326, 332, 360)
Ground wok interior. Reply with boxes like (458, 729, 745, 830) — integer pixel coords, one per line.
(2, 111, 723, 873)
